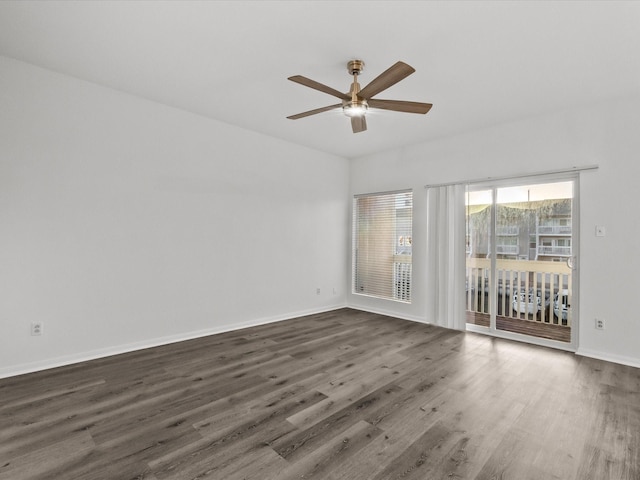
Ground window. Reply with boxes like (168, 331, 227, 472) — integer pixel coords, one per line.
(353, 190, 412, 302)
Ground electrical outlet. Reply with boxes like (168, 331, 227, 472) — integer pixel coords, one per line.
(31, 321, 43, 336)
(595, 318, 605, 330)
(333, 287, 337, 295)
(316, 288, 321, 295)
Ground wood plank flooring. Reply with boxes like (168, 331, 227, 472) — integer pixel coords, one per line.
(1, 308, 639, 479)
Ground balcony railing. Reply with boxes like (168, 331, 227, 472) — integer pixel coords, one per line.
(537, 246, 571, 256)
(496, 245, 519, 255)
(393, 255, 411, 303)
(538, 225, 572, 235)
(496, 226, 519, 235)
(465, 257, 572, 342)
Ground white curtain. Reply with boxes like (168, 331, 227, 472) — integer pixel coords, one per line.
(425, 184, 467, 330)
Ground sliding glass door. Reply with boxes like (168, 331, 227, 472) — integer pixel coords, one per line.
(465, 178, 577, 348)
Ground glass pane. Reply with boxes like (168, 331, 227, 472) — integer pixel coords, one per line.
(495, 181, 573, 342)
(465, 180, 574, 344)
(465, 188, 492, 328)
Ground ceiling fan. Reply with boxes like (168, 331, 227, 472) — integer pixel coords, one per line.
(287, 60, 432, 133)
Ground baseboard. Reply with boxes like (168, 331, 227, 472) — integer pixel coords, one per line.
(347, 304, 428, 325)
(6, 304, 636, 379)
(0, 303, 347, 379)
(349, 307, 640, 370)
(575, 347, 640, 370)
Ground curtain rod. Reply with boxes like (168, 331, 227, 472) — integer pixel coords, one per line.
(424, 165, 599, 189)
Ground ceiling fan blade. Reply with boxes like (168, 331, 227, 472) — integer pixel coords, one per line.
(358, 61, 415, 100)
(368, 99, 433, 114)
(287, 104, 342, 120)
(351, 115, 367, 133)
(288, 75, 350, 101)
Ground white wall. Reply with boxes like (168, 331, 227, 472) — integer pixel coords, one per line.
(3, 54, 638, 377)
(0, 57, 349, 378)
(349, 97, 640, 368)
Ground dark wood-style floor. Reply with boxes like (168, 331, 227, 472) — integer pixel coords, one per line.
(1, 309, 638, 480)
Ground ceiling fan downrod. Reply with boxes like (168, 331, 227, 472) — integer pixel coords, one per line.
(344, 60, 368, 118)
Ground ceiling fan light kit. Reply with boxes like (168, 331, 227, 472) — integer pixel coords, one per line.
(343, 100, 368, 118)
(287, 59, 432, 133)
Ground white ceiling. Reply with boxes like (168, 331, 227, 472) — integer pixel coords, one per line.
(1, 1, 639, 159)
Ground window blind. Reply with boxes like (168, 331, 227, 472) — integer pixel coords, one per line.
(353, 190, 413, 303)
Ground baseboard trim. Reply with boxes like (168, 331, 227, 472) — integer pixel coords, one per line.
(575, 347, 640, 370)
(347, 304, 428, 325)
(0, 303, 347, 379)
(348, 306, 640, 370)
(5, 304, 637, 379)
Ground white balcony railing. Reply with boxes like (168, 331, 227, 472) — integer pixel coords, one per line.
(496, 226, 519, 236)
(465, 257, 572, 327)
(538, 246, 571, 256)
(538, 225, 572, 235)
(394, 260, 411, 302)
(496, 245, 519, 255)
